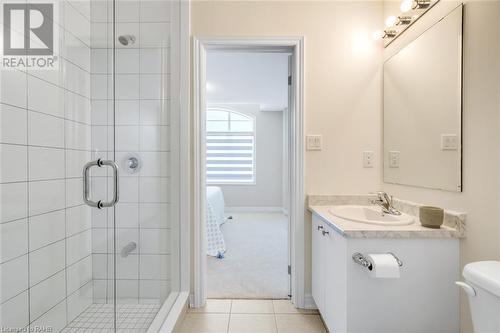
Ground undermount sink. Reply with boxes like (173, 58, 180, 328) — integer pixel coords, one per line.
(328, 205, 414, 226)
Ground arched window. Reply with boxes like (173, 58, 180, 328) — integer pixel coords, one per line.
(206, 107, 255, 184)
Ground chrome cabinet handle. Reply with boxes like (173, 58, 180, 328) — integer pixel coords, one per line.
(83, 159, 120, 209)
(317, 225, 324, 231)
(322, 230, 329, 236)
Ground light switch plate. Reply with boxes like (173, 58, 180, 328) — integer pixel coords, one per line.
(306, 135, 322, 151)
(363, 151, 374, 168)
(441, 134, 458, 150)
(389, 151, 400, 168)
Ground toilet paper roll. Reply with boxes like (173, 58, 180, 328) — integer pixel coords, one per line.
(366, 254, 400, 278)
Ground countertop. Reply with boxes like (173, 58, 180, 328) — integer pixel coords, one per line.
(309, 205, 463, 238)
(307, 195, 466, 239)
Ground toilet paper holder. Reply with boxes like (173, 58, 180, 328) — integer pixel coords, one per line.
(352, 252, 403, 271)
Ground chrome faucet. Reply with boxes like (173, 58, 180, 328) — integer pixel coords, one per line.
(371, 191, 401, 215)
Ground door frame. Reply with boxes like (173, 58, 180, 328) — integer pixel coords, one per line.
(192, 37, 306, 308)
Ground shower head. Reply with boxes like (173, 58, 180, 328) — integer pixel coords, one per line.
(118, 34, 136, 46)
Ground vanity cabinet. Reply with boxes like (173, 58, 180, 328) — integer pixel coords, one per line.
(311, 216, 325, 311)
(312, 216, 348, 332)
(311, 213, 460, 333)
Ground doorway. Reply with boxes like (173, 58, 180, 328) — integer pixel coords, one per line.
(192, 38, 305, 308)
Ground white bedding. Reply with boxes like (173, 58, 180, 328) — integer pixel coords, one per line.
(206, 186, 227, 257)
(206, 186, 226, 226)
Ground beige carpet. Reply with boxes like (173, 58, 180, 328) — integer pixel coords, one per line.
(207, 212, 290, 299)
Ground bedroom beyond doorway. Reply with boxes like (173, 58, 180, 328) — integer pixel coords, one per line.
(207, 212, 289, 298)
(203, 50, 292, 299)
(192, 37, 305, 308)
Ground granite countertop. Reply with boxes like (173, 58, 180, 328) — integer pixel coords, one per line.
(308, 195, 466, 239)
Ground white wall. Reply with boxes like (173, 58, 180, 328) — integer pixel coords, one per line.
(206, 52, 289, 111)
(208, 104, 284, 208)
(381, 2, 500, 332)
(191, 5, 500, 333)
(191, 0, 383, 299)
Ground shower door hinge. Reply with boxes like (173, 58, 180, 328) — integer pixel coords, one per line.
(288, 265, 291, 275)
(288, 75, 292, 86)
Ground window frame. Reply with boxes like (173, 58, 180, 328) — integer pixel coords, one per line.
(205, 107, 257, 185)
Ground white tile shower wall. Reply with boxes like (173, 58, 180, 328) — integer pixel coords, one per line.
(90, 0, 173, 305)
(0, 0, 93, 331)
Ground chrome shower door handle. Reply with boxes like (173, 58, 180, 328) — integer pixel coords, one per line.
(99, 159, 120, 208)
(83, 159, 120, 209)
(83, 160, 100, 208)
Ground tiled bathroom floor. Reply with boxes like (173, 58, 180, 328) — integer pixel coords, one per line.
(62, 303, 161, 332)
(175, 299, 326, 333)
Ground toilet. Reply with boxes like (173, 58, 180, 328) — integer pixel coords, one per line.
(456, 261, 500, 333)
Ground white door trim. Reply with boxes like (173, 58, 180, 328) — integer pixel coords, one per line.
(192, 36, 306, 308)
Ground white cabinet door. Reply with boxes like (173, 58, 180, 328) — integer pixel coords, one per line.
(323, 226, 347, 333)
(311, 215, 325, 312)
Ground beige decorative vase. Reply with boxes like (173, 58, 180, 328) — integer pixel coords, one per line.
(419, 206, 444, 229)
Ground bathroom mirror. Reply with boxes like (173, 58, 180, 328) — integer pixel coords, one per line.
(383, 5, 463, 192)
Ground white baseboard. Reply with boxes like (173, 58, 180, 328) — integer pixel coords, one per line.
(303, 293, 318, 310)
(226, 206, 285, 213)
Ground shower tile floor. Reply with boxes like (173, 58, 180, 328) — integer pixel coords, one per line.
(62, 303, 161, 332)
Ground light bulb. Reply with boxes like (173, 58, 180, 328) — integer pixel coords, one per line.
(372, 30, 385, 40)
(400, 0, 412, 12)
(385, 16, 397, 27)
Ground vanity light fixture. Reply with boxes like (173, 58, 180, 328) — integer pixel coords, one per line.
(412, 0, 431, 10)
(373, 0, 440, 47)
(401, 0, 431, 12)
(384, 30, 398, 38)
(396, 15, 413, 25)
(375, 0, 438, 45)
(373, 29, 398, 40)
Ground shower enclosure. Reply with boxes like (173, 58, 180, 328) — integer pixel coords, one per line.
(0, 0, 186, 331)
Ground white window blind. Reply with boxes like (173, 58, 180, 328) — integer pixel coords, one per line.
(206, 108, 255, 184)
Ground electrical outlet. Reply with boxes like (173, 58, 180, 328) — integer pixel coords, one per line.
(363, 151, 374, 168)
(389, 151, 400, 168)
(306, 135, 322, 151)
(441, 134, 458, 150)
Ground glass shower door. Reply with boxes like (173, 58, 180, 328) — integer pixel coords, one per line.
(0, 0, 181, 331)
(84, 0, 182, 331)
